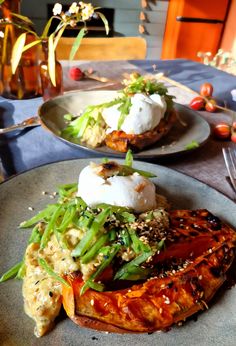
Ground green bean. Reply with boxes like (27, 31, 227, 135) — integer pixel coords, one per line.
(128, 228, 150, 254)
(114, 250, 153, 280)
(40, 205, 64, 249)
(0, 261, 23, 282)
(119, 165, 156, 178)
(81, 233, 110, 264)
(28, 224, 41, 244)
(80, 244, 120, 295)
(57, 206, 76, 233)
(72, 208, 111, 257)
(38, 258, 70, 287)
(125, 149, 133, 167)
(16, 262, 26, 279)
(19, 204, 57, 228)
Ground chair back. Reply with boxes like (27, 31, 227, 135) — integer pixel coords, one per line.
(56, 37, 147, 60)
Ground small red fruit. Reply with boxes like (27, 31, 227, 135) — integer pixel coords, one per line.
(189, 96, 205, 110)
(205, 99, 217, 113)
(213, 122, 231, 140)
(200, 82, 214, 97)
(69, 67, 84, 81)
(231, 133, 236, 143)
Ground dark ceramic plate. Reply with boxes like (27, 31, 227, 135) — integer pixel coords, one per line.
(0, 159, 235, 346)
(38, 90, 211, 158)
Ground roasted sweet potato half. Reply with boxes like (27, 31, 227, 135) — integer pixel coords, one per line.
(105, 110, 177, 152)
(62, 209, 236, 333)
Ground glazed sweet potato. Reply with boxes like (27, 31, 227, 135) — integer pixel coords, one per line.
(62, 209, 236, 333)
(105, 110, 177, 152)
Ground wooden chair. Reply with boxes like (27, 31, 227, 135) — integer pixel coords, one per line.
(56, 37, 147, 60)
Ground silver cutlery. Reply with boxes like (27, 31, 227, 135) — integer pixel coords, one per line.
(222, 147, 236, 193)
(0, 116, 40, 134)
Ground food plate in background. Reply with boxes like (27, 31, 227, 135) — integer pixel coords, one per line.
(0, 159, 235, 346)
(38, 90, 211, 159)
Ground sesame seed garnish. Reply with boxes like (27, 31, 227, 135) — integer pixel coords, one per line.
(28, 206, 34, 211)
(90, 299, 94, 306)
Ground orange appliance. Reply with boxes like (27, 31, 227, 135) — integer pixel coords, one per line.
(161, 0, 230, 61)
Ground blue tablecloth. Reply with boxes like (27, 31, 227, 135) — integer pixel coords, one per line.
(0, 59, 236, 200)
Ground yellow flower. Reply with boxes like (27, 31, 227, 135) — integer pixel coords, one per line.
(53, 3, 62, 16)
(81, 3, 94, 21)
(69, 2, 79, 14)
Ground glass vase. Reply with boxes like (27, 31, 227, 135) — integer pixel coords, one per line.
(39, 40, 63, 101)
(0, 0, 40, 99)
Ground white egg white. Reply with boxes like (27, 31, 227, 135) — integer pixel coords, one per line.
(102, 93, 167, 135)
(77, 164, 157, 213)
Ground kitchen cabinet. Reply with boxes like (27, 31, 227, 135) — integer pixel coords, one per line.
(161, 0, 230, 61)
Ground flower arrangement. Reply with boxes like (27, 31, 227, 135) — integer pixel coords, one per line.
(1, 1, 109, 86)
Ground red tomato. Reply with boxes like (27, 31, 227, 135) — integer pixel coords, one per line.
(200, 83, 214, 97)
(69, 67, 84, 81)
(213, 122, 231, 140)
(205, 99, 217, 113)
(189, 96, 205, 110)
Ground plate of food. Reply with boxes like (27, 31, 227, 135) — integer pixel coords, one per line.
(38, 74, 211, 158)
(0, 155, 235, 346)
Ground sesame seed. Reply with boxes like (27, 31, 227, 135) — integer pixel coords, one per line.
(198, 275, 202, 280)
(159, 308, 163, 314)
(28, 207, 34, 211)
(90, 299, 94, 306)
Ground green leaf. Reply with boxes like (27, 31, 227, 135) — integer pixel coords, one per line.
(11, 12, 34, 25)
(11, 33, 26, 74)
(96, 11, 109, 35)
(42, 17, 55, 38)
(48, 33, 56, 86)
(69, 28, 86, 60)
(22, 39, 41, 53)
(185, 140, 199, 150)
(53, 24, 67, 50)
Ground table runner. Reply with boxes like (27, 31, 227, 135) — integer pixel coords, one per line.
(0, 59, 235, 201)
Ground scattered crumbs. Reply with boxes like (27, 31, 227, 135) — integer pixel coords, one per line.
(41, 191, 47, 195)
(28, 206, 34, 211)
(49, 195, 55, 199)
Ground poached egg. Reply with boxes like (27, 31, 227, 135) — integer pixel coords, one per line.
(77, 162, 157, 213)
(102, 93, 167, 135)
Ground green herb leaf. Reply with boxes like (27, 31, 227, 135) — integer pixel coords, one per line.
(185, 140, 199, 150)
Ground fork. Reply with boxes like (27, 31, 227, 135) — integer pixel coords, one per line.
(0, 116, 40, 134)
(222, 147, 236, 193)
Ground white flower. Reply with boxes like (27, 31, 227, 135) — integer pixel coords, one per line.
(0, 31, 4, 38)
(53, 3, 62, 16)
(69, 2, 79, 14)
(81, 3, 94, 21)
